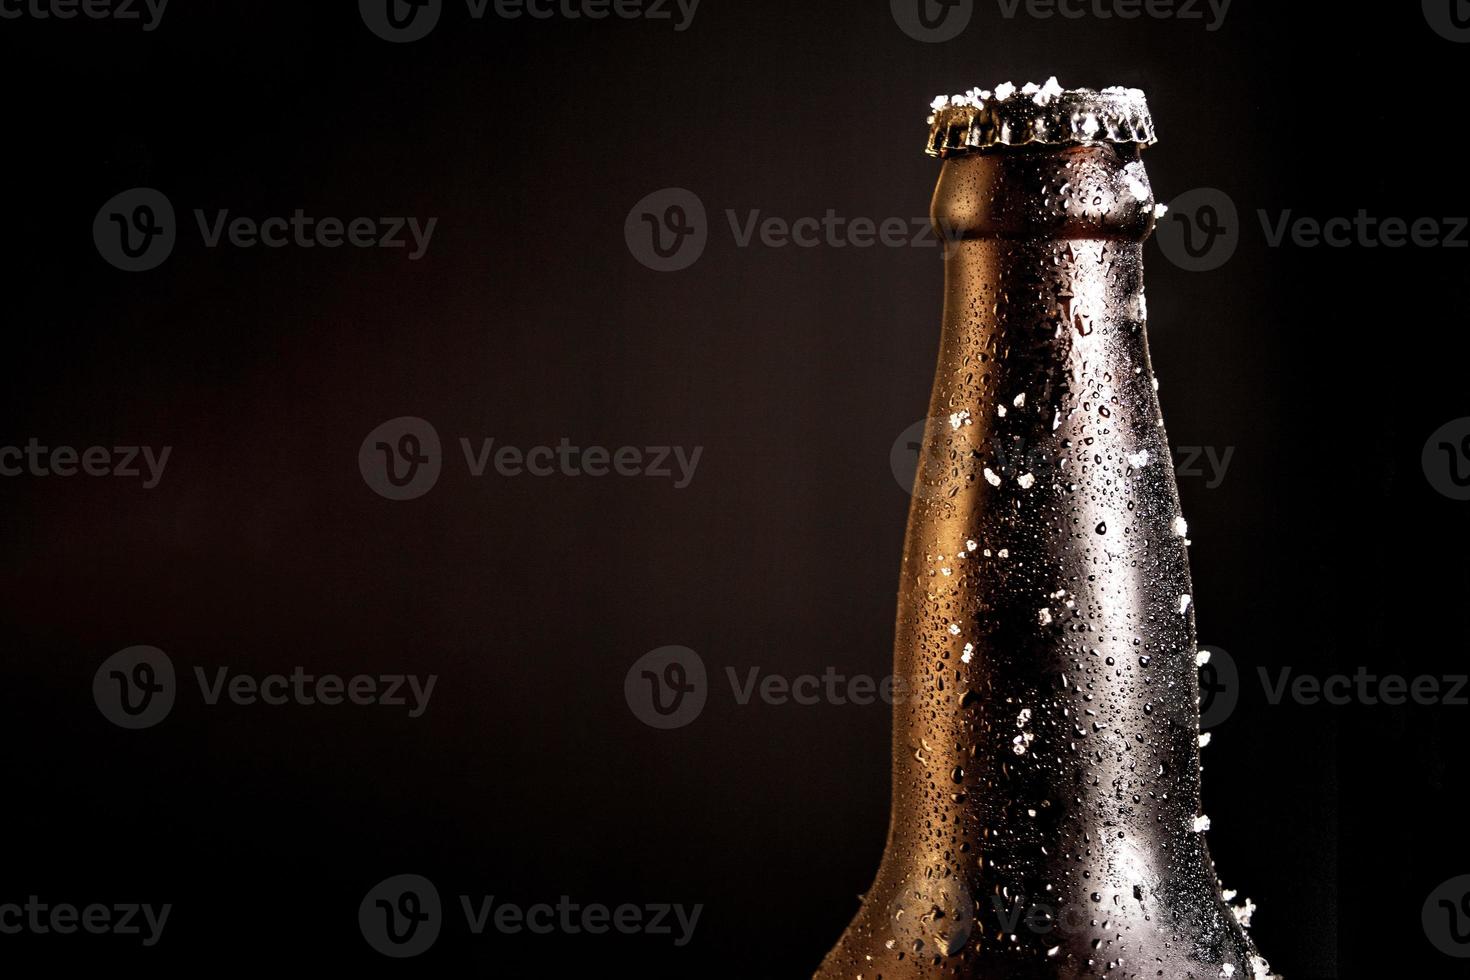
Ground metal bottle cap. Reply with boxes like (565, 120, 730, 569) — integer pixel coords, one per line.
(926, 77, 1156, 157)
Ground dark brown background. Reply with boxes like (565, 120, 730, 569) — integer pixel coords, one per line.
(2, 1, 1465, 975)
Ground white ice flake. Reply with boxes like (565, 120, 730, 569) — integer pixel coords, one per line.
(1012, 708, 1035, 755)
(1033, 76, 1063, 105)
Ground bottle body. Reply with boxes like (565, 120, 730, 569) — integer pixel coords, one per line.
(816, 143, 1266, 979)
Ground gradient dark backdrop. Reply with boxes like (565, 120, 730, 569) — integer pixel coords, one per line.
(2, 1, 1465, 976)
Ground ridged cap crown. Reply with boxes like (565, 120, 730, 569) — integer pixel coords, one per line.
(927, 78, 1156, 157)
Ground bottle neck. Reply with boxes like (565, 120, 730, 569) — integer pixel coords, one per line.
(888, 145, 1217, 926)
(814, 140, 1264, 978)
(930, 142, 1155, 243)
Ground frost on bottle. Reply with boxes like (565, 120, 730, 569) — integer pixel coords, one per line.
(814, 80, 1277, 979)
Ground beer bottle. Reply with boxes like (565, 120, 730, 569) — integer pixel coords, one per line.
(815, 80, 1277, 979)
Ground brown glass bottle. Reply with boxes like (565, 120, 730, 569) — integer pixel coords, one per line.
(815, 83, 1274, 979)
